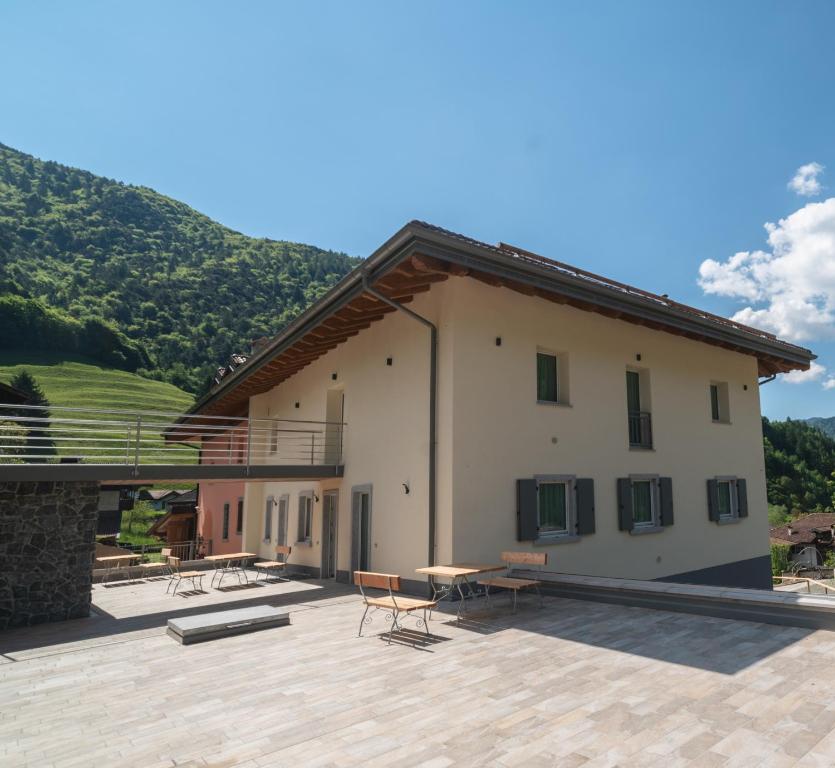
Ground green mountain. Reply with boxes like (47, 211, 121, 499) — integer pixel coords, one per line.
(763, 417, 835, 517)
(806, 417, 835, 441)
(0, 143, 358, 393)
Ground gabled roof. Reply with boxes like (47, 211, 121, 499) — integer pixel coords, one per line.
(770, 513, 835, 545)
(0, 381, 29, 405)
(187, 221, 815, 418)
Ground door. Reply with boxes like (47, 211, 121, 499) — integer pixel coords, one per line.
(351, 486, 372, 574)
(321, 491, 338, 579)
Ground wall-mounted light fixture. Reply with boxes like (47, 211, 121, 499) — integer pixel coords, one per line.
(636, 353, 642, 362)
(402, 482, 410, 495)
(295, 402, 300, 409)
(331, 372, 337, 381)
(495, 336, 502, 347)
(313, 493, 320, 503)
(743, 384, 748, 391)
(386, 357, 393, 366)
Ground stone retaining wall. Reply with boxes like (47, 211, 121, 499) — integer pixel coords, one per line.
(0, 481, 99, 629)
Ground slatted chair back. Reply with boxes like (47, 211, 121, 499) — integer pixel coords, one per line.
(501, 551, 547, 572)
(275, 545, 291, 562)
(353, 571, 401, 601)
(168, 556, 182, 575)
(160, 547, 173, 564)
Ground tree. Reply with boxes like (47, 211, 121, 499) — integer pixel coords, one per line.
(9, 370, 56, 462)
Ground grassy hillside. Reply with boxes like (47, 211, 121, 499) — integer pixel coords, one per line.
(0, 351, 194, 463)
(0, 142, 358, 393)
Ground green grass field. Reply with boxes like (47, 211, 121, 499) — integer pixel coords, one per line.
(0, 350, 195, 463)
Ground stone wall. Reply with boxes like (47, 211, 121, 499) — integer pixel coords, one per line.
(0, 481, 99, 629)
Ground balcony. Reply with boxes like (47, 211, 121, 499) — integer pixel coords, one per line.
(628, 410, 653, 449)
(0, 404, 345, 483)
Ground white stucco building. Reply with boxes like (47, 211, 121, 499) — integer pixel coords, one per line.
(187, 221, 814, 591)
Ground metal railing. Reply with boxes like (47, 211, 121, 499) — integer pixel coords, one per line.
(628, 410, 653, 449)
(0, 403, 345, 470)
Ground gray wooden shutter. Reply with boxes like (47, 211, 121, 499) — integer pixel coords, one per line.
(659, 477, 674, 527)
(517, 479, 538, 541)
(736, 479, 748, 518)
(278, 498, 287, 545)
(351, 493, 360, 574)
(575, 479, 595, 535)
(617, 478, 633, 531)
(297, 497, 305, 543)
(706, 479, 720, 522)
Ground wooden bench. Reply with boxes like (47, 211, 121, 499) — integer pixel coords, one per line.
(354, 571, 438, 644)
(254, 545, 291, 583)
(477, 552, 547, 613)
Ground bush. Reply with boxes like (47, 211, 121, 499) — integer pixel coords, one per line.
(771, 543, 791, 577)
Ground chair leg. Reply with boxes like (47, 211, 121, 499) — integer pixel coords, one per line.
(423, 607, 430, 636)
(388, 610, 399, 645)
(358, 605, 369, 637)
(484, 584, 491, 609)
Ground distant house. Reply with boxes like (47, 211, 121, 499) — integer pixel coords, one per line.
(148, 488, 198, 546)
(0, 381, 28, 405)
(770, 513, 835, 568)
(137, 488, 192, 511)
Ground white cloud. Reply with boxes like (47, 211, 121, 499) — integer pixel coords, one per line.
(782, 361, 826, 384)
(698, 198, 835, 343)
(788, 162, 824, 197)
(824, 377, 835, 390)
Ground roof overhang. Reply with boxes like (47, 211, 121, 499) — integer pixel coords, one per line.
(185, 221, 815, 419)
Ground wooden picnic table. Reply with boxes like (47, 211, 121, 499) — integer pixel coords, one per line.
(98, 553, 141, 585)
(415, 563, 505, 618)
(204, 552, 257, 588)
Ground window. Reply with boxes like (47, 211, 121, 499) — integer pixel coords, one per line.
(235, 498, 243, 534)
(626, 369, 652, 448)
(631, 480, 657, 527)
(717, 480, 734, 519)
(297, 492, 313, 544)
(537, 352, 558, 403)
(264, 496, 273, 541)
(617, 476, 673, 532)
(222, 502, 230, 540)
(709, 382, 730, 423)
(708, 477, 747, 523)
(538, 480, 570, 535)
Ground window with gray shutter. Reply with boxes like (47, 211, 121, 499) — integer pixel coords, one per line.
(707, 479, 720, 521)
(575, 479, 595, 535)
(277, 496, 288, 545)
(737, 479, 748, 517)
(659, 477, 673, 527)
(517, 479, 538, 541)
(617, 478, 633, 531)
(264, 496, 273, 541)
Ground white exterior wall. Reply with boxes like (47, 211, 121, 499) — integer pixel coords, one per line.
(242, 283, 455, 583)
(447, 277, 769, 580)
(239, 274, 770, 586)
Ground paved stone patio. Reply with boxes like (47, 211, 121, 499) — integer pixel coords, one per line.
(3, 573, 835, 767)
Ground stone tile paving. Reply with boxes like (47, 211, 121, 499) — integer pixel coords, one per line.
(1, 574, 835, 766)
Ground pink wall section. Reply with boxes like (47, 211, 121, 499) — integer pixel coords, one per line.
(197, 481, 245, 555)
(196, 428, 247, 556)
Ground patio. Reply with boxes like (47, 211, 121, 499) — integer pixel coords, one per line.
(3, 574, 835, 767)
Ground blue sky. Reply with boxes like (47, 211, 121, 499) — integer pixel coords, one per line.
(3, 1, 835, 419)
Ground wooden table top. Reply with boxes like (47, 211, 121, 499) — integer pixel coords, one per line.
(98, 554, 141, 562)
(416, 563, 505, 578)
(204, 552, 256, 562)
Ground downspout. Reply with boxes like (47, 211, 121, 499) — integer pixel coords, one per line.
(759, 374, 778, 386)
(362, 274, 437, 571)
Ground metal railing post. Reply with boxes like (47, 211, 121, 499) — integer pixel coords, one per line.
(245, 418, 252, 476)
(133, 416, 142, 477)
(310, 432, 315, 465)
